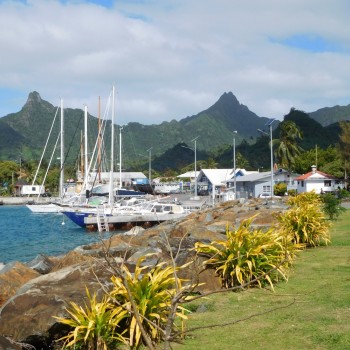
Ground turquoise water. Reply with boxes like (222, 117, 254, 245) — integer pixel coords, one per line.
(0, 205, 108, 264)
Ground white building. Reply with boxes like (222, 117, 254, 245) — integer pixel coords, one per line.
(226, 168, 299, 198)
(294, 165, 340, 194)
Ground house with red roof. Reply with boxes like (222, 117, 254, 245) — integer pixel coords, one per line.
(294, 165, 340, 194)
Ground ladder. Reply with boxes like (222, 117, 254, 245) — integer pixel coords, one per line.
(96, 205, 110, 232)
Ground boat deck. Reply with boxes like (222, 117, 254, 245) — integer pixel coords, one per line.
(84, 212, 187, 231)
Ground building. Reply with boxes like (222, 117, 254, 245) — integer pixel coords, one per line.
(196, 169, 235, 195)
(294, 165, 340, 194)
(226, 168, 299, 198)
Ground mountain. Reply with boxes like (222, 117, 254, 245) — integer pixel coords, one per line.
(282, 108, 339, 150)
(309, 104, 350, 127)
(0, 91, 271, 168)
(121, 92, 270, 165)
(0, 91, 346, 173)
(0, 92, 99, 164)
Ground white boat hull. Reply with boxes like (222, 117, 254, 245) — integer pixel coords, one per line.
(26, 203, 62, 213)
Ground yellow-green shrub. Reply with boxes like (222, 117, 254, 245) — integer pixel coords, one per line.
(195, 215, 303, 290)
(278, 191, 331, 247)
(54, 287, 128, 349)
(110, 257, 189, 348)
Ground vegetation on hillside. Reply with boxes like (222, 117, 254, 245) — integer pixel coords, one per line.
(1, 91, 350, 192)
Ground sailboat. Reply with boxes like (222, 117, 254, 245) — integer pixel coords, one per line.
(61, 85, 118, 226)
(26, 99, 66, 213)
(61, 86, 151, 230)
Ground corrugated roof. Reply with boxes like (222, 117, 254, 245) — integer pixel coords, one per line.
(232, 171, 271, 183)
(199, 169, 234, 186)
(294, 170, 337, 181)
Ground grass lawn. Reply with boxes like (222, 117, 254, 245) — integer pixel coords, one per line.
(172, 210, 350, 350)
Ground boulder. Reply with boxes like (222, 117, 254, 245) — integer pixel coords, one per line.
(0, 260, 114, 343)
(27, 254, 54, 274)
(0, 261, 40, 306)
(0, 335, 22, 350)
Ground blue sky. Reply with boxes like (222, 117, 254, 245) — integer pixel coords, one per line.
(0, 0, 350, 125)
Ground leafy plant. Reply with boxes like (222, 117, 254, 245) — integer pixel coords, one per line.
(287, 189, 297, 196)
(110, 257, 189, 348)
(54, 287, 127, 350)
(277, 192, 331, 246)
(195, 215, 303, 290)
(321, 193, 346, 220)
(274, 182, 287, 196)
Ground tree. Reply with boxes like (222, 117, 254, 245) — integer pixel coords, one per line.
(294, 146, 343, 177)
(338, 121, 350, 179)
(202, 157, 218, 169)
(321, 193, 346, 220)
(273, 120, 303, 171)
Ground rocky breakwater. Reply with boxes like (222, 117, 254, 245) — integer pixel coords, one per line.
(0, 198, 285, 349)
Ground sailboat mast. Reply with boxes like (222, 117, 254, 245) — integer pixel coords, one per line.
(119, 126, 123, 189)
(59, 99, 64, 199)
(98, 96, 101, 183)
(109, 85, 115, 205)
(84, 105, 88, 187)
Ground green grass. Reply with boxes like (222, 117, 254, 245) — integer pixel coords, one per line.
(172, 211, 350, 350)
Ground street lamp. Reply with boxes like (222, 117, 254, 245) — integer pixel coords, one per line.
(233, 130, 237, 198)
(119, 126, 123, 189)
(258, 118, 276, 198)
(147, 147, 152, 184)
(181, 136, 199, 199)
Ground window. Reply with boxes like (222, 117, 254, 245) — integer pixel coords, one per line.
(262, 185, 271, 193)
(324, 180, 331, 187)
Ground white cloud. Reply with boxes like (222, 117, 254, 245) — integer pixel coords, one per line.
(0, 0, 350, 124)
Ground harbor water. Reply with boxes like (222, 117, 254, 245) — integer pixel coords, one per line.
(0, 205, 109, 265)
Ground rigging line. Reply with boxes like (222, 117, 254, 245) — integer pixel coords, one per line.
(81, 89, 113, 194)
(37, 131, 61, 199)
(57, 108, 84, 183)
(32, 105, 60, 185)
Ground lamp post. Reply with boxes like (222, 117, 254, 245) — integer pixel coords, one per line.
(233, 130, 237, 198)
(258, 118, 275, 198)
(192, 136, 199, 199)
(119, 126, 123, 190)
(147, 147, 152, 184)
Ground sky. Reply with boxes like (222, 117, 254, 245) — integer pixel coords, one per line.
(0, 0, 350, 125)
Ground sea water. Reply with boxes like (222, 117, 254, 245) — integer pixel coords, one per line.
(0, 205, 109, 265)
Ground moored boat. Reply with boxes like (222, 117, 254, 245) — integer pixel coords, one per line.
(26, 203, 62, 213)
(62, 199, 188, 231)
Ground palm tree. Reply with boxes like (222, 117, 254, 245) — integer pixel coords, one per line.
(273, 120, 303, 171)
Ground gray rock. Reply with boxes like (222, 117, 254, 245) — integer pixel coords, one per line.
(26, 254, 54, 274)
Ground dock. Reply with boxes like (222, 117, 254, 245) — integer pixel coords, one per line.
(84, 211, 188, 231)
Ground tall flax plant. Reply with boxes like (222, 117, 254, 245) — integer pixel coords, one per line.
(54, 287, 128, 350)
(110, 256, 189, 349)
(195, 215, 302, 290)
(277, 191, 331, 247)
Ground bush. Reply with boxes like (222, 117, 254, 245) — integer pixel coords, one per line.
(195, 215, 303, 290)
(110, 256, 190, 348)
(274, 183, 287, 196)
(54, 288, 128, 349)
(322, 193, 346, 220)
(277, 192, 331, 247)
(55, 257, 193, 349)
(287, 189, 297, 196)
